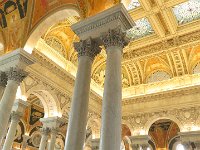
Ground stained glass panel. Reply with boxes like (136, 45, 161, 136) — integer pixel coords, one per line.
(128, 0, 140, 10)
(126, 18, 154, 40)
(173, 0, 200, 25)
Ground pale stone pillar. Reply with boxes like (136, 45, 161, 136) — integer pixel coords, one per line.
(39, 128, 50, 150)
(2, 99, 29, 150)
(0, 67, 27, 144)
(129, 135, 150, 150)
(131, 144, 139, 150)
(48, 128, 59, 150)
(64, 38, 101, 150)
(182, 142, 191, 150)
(91, 139, 100, 150)
(21, 135, 31, 150)
(2, 112, 22, 150)
(99, 27, 129, 150)
(0, 71, 7, 99)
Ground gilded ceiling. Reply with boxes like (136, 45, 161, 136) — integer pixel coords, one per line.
(1, 0, 200, 98)
(34, 0, 200, 95)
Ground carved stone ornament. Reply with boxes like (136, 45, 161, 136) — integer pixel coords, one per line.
(0, 71, 7, 87)
(11, 111, 23, 123)
(74, 38, 101, 60)
(7, 67, 28, 83)
(101, 27, 130, 49)
(40, 127, 50, 135)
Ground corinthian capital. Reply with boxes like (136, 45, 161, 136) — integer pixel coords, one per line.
(101, 27, 130, 49)
(6, 67, 28, 83)
(11, 111, 23, 123)
(0, 71, 7, 87)
(74, 38, 101, 60)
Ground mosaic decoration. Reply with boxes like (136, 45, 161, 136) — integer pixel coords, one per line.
(29, 106, 44, 125)
(0, 0, 28, 28)
(173, 0, 200, 25)
(126, 18, 154, 40)
(128, 0, 140, 10)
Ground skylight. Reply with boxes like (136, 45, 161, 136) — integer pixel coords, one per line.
(126, 18, 154, 40)
(173, 0, 200, 25)
(128, 0, 140, 10)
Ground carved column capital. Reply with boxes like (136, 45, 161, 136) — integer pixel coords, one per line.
(11, 111, 22, 123)
(101, 27, 130, 50)
(0, 71, 7, 87)
(40, 127, 50, 136)
(74, 38, 101, 60)
(6, 67, 28, 83)
(50, 128, 59, 135)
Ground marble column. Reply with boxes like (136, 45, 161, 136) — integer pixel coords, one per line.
(39, 128, 50, 150)
(0, 71, 7, 99)
(182, 142, 191, 150)
(48, 128, 58, 150)
(131, 144, 139, 150)
(64, 38, 101, 150)
(91, 139, 100, 150)
(0, 67, 27, 144)
(2, 112, 22, 150)
(21, 135, 31, 150)
(99, 28, 129, 150)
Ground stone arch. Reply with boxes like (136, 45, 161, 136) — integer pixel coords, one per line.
(144, 116, 183, 134)
(25, 84, 61, 118)
(87, 117, 101, 139)
(122, 120, 134, 136)
(24, 4, 80, 53)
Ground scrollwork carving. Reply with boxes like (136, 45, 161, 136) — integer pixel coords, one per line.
(7, 67, 28, 83)
(74, 38, 101, 60)
(101, 27, 130, 49)
(0, 71, 7, 87)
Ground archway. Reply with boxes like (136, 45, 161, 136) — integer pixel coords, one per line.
(148, 119, 180, 150)
(121, 124, 132, 150)
(24, 5, 80, 53)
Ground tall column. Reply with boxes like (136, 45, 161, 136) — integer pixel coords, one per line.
(48, 128, 58, 150)
(91, 139, 100, 150)
(39, 128, 50, 150)
(0, 67, 28, 144)
(64, 38, 101, 150)
(0, 71, 7, 99)
(99, 28, 129, 150)
(2, 112, 22, 150)
(21, 135, 31, 150)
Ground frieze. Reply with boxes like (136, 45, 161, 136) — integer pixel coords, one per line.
(122, 85, 200, 105)
(123, 30, 200, 61)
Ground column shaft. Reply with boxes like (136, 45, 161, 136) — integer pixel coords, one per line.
(65, 56, 93, 150)
(99, 46, 122, 150)
(2, 113, 21, 150)
(48, 130, 57, 150)
(0, 80, 19, 142)
(64, 38, 100, 150)
(39, 130, 49, 150)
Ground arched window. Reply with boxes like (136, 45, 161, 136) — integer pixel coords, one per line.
(176, 144, 185, 150)
(147, 71, 171, 83)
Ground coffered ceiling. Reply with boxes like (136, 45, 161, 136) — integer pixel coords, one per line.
(35, 0, 200, 98)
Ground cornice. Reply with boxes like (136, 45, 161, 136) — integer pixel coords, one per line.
(123, 29, 200, 62)
(122, 84, 200, 106)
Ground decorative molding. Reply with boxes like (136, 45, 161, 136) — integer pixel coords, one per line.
(7, 67, 28, 83)
(101, 27, 129, 49)
(0, 71, 7, 87)
(74, 38, 101, 60)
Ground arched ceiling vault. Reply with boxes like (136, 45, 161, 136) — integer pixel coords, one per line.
(1, 0, 200, 98)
